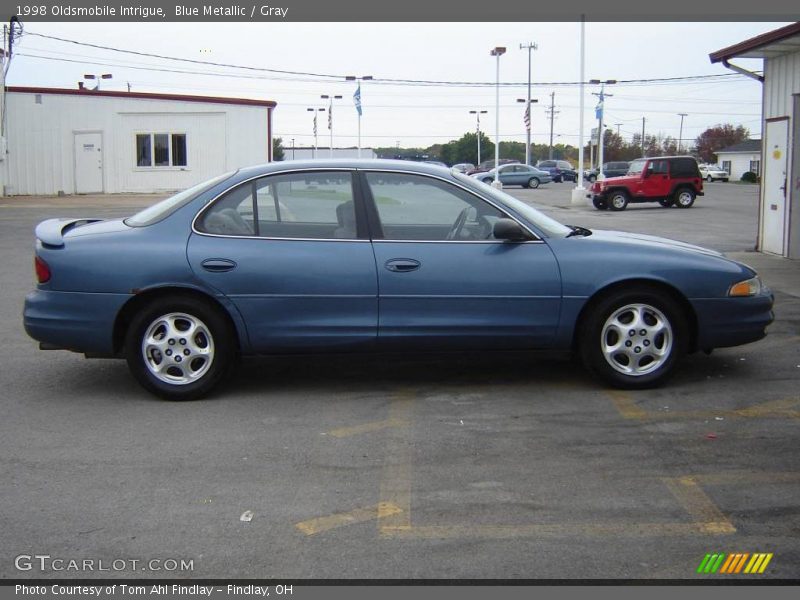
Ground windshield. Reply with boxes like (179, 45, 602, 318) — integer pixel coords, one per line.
(627, 159, 646, 175)
(125, 171, 237, 227)
(454, 172, 571, 238)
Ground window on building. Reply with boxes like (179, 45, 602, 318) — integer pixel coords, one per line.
(722, 160, 731, 174)
(749, 160, 760, 176)
(135, 133, 187, 168)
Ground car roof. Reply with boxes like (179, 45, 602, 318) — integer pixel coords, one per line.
(234, 158, 457, 180)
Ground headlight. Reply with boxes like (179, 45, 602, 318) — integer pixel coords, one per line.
(729, 276, 762, 297)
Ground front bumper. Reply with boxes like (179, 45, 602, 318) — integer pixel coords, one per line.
(691, 290, 774, 350)
(23, 289, 131, 356)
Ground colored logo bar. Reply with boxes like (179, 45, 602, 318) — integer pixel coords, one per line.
(697, 553, 773, 574)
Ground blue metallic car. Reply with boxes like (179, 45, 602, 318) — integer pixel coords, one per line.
(472, 164, 552, 188)
(24, 160, 773, 400)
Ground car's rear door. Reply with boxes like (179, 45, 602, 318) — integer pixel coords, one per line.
(361, 170, 561, 350)
(187, 169, 378, 353)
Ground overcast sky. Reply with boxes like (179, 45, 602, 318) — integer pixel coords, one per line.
(5, 21, 790, 151)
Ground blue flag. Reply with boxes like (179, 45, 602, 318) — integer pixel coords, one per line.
(353, 84, 362, 116)
(595, 91, 604, 120)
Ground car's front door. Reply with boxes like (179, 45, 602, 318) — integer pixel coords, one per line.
(187, 170, 378, 353)
(638, 158, 670, 198)
(362, 170, 562, 350)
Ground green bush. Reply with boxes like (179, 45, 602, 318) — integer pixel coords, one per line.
(740, 171, 759, 183)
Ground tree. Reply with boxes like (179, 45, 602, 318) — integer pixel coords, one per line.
(272, 137, 285, 161)
(439, 132, 494, 165)
(694, 124, 750, 163)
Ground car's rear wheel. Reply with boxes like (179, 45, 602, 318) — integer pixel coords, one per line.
(706, 175, 713, 182)
(125, 296, 236, 400)
(592, 197, 608, 210)
(608, 190, 629, 211)
(588, 174, 597, 183)
(580, 287, 687, 389)
(674, 188, 696, 208)
(658, 198, 673, 208)
(527, 177, 540, 189)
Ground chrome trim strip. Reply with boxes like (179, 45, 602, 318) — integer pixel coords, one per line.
(373, 239, 545, 245)
(190, 166, 545, 243)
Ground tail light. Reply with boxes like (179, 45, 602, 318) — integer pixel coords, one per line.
(35, 256, 51, 283)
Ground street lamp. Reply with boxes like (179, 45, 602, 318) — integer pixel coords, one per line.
(517, 98, 538, 165)
(346, 75, 373, 158)
(291, 138, 295, 160)
(469, 110, 488, 165)
(306, 107, 326, 159)
(83, 73, 112, 90)
(519, 42, 537, 166)
(490, 47, 506, 189)
(589, 79, 616, 181)
(321, 94, 343, 158)
(677, 113, 688, 154)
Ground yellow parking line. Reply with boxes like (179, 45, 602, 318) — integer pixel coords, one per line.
(328, 419, 403, 438)
(295, 502, 403, 536)
(662, 476, 736, 534)
(689, 471, 800, 486)
(378, 390, 416, 534)
(606, 390, 648, 419)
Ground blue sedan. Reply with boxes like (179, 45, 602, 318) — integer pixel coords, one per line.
(24, 160, 773, 400)
(472, 163, 552, 188)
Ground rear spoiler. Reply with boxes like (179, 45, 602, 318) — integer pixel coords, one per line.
(35, 218, 103, 248)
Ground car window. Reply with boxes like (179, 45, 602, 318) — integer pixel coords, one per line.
(558, 161, 572, 169)
(648, 160, 669, 175)
(538, 161, 554, 168)
(628, 159, 646, 175)
(365, 172, 506, 241)
(198, 171, 357, 239)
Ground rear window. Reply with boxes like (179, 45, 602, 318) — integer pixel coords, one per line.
(670, 158, 700, 178)
(125, 171, 236, 227)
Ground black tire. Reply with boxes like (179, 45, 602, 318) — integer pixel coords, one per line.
(706, 175, 713, 183)
(528, 177, 540, 189)
(579, 286, 688, 389)
(482, 178, 494, 185)
(658, 198, 673, 208)
(124, 295, 237, 400)
(588, 174, 597, 183)
(607, 190, 629, 211)
(592, 196, 608, 210)
(673, 188, 696, 208)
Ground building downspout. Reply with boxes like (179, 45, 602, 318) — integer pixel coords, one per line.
(721, 60, 764, 83)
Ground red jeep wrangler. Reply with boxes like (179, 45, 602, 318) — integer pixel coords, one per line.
(589, 156, 704, 211)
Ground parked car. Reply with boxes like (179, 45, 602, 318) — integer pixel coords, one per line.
(451, 163, 475, 174)
(584, 161, 631, 182)
(24, 159, 772, 400)
(466, 158, 520, 176)
(699, 164, 730, 182)
(589, 156, 704, 211)
(536, 160, 578, 183)
(472, 163, 552, 188)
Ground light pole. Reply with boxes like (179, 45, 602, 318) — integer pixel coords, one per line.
(517, 98, 538, 165)
(490, 46, 506, 188)
(519, 42, 537, 166)
(83, 73, 112, 90)
(571, 16, 586, 206)
(590, 79, 616, 180)
(677, 113, 688, 154)
(291, 138, 295, 160)
(306, 107, 325, 159)
(321, 94, 343, 158)
(469, 110, 488, 165)
(346, 75, 373, 158)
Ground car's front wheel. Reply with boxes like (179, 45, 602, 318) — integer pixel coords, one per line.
(706, 175, 713, 182)
(658, 198, 673, 208)
(608, 190, 629, 211)
(125, 295, 236, 400)
(592, 197, 608, 210)
(527, 177, 540, 189)
(580, 287, 687, 389)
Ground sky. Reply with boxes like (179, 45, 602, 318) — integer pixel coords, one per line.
(4, 21, 791, 151)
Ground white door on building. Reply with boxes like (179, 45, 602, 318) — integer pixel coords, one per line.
(74, 132, 104, 194)
(762, 119, 789, 255)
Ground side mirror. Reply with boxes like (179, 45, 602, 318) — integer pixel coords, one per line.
(493, 218, 530, 242)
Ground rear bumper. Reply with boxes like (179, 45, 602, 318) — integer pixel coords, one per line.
(23, 289, 131, 355)
(691, 291, 774, 350)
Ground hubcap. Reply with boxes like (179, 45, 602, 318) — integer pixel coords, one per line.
(600, 303, 673, 376)
(678, 192, 692, 205)
(612, 195, 626, 208)
(141, 312, 214, 385)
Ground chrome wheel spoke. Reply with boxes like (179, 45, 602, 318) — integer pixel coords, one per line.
(141, 312, 215, 386)
(600, 303, 673, 377)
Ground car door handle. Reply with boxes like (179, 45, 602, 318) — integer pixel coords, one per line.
(201, 258, 237, 272)
(385, 258, 421, 273)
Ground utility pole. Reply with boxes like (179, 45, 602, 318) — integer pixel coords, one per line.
(641, 117, 646, 157)
(545, 92, 559, 160)
(677, 113, 688, 154)
(615, 123, 622, 136)
(519, 42, 537, 166)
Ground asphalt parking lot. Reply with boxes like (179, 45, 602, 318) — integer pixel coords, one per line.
(1, 182, 798, 580)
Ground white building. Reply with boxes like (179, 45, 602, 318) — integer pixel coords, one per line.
(0, 87, 276, 196)
(714, 139, 762, 181)
(711, 22, 800, 258)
